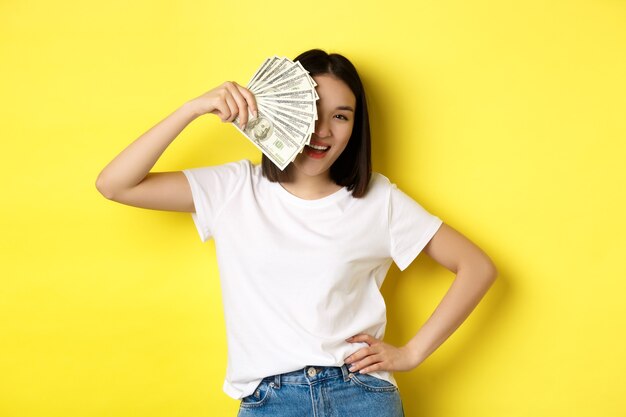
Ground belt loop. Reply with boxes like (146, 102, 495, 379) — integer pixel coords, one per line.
(341, 364, 350, 382)
(273, 373, 281, 388)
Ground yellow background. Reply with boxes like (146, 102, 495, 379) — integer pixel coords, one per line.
(2, 0, 625, 416)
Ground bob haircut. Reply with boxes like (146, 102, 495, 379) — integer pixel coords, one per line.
(261, 49, 372, 198)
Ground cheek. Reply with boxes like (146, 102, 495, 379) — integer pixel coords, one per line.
(336, 125, 354, 149)
(331, 138, 352, 160)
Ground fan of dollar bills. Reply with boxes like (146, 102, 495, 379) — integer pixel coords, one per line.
(233, 56, 319, 170)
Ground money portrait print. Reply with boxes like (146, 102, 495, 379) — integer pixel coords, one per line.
(246, 117, 273, 142)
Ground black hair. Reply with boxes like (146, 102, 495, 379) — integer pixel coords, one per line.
(261, 49, 372, 198)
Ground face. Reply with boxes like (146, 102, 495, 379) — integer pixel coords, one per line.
(254, 119, 271, 139)
(290, 74, 356, 180)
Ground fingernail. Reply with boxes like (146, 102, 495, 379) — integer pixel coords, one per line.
(242, 124, 246, 130)
(349, 365, 356, 372)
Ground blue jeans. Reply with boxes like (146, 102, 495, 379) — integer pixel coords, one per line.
(237, 365, 405, 417)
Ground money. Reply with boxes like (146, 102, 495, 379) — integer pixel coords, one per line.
(233, 56, 318, 170)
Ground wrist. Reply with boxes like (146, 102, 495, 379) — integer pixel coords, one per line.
(403, 338, 427, 369)
(181, 99, 205, 119)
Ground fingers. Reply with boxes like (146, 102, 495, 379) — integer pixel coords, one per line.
(344, 334, 379, 363)
(345, 343, 378, 365)
(201, 81, 257, 127)
(352, 356, 384, 374)
(235, 83, 258, 120)
(222, 82, 246, 125)
(344, 334, 387, 374)
(223, 81, 257, 128)
(347, 349, 381, 370)
(344, 346, 378, 363)
(345, 347, 386, 374)
(223, 94, 239, 122)
(346, 334, 379, 345)
(212, 99, 232, 122)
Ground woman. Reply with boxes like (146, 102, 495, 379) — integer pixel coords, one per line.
(96, 49, 497, 417)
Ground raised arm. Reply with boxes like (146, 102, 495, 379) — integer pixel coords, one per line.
(95, 82, 257, 212)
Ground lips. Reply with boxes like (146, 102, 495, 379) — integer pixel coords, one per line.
(308, 143, 330, 151)
(304, 142, 330, 158)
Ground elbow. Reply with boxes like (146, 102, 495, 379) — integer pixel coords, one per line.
(459, 254, 498, 284)
(95, 174, 116, 200)
(483, 258, 498, 284)
(478, 255, 498, 285)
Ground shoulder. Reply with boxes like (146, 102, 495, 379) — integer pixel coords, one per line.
(365, 172, 431, 211)
(370, 172, 392, 187)
(182, 159, 261, 192)
(222, 158, 256, 174)
(363, 172, 394, 199)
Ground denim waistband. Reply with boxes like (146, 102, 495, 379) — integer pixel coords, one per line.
(267, 365, 353, 387)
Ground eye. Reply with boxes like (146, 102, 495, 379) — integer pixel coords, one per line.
(334, 114, 349, 121)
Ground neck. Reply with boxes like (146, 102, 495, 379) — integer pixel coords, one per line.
(280, 168, 341, 200)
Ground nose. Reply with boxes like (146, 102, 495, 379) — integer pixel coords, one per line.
(314, 117, 331, 138)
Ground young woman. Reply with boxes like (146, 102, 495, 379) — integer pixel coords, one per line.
(96, 49, 497, 417)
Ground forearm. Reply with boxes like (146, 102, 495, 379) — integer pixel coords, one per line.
(405, 261, 497, 366)
(96, 101, 201, 197)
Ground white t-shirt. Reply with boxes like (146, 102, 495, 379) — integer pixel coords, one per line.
(182, 160, 443, 399)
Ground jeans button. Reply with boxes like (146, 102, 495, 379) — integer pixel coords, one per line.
(307, 367, 317, 377)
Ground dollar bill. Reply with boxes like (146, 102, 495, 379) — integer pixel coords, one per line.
(234, 56, 319, 170)
(255, 88, 319, 101)
(233, 112, 302, 170)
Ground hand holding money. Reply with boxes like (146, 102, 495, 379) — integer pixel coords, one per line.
(189, 81, 258, 127)
(232, 56, 319, 170)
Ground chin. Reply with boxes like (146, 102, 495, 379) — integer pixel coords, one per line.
(292, 157, 334, 178)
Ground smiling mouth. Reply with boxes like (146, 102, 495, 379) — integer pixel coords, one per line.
(304, 143, 331, 159)
(307, 143, 330, 152)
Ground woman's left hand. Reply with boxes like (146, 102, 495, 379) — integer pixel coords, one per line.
(344, 334, 419, 374)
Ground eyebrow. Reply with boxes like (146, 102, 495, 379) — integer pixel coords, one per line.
(336, 106, 355, 112)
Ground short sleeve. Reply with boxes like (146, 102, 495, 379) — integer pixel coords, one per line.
(389, 184, 443, 270)
(182, 160, 249, 242)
